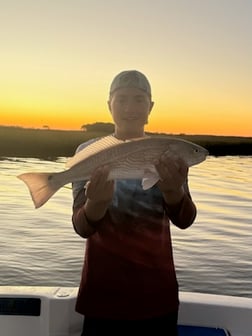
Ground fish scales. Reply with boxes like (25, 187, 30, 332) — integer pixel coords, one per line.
(17, 136, 208, 208)
(69, 137, 168, 181)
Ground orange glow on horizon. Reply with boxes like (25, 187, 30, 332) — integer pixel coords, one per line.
(1, 105, 251, 137)
(1, 73, 251, 137)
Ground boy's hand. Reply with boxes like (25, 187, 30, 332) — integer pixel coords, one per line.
(85, 165, 114, 203)
(155, 152, 188, 193)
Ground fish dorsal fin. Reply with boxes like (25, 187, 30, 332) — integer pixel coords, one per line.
(66, 135, 124, 168)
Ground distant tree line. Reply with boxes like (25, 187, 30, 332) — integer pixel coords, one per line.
(81, 122, 114, 133)
(1, 124, 252, 158)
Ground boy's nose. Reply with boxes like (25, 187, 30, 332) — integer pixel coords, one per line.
(123, 101, 134, 112)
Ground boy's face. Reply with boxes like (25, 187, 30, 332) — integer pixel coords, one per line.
(108, 87, 154, 131)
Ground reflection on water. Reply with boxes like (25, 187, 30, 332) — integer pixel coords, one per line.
(172, 156, 252, 297)
(0, 156, 252, 298)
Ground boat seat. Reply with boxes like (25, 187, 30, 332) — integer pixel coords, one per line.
(178, 325, 230, 335)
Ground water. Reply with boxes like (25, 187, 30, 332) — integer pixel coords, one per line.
(0, 156, 251, 298)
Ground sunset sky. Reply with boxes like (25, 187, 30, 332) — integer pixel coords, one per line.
(1, 0, 251, 136)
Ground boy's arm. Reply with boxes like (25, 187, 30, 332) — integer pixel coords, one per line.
(162, 187, 197, 229)
(155, 153, 197, 228)
(72, 166, 114, 238)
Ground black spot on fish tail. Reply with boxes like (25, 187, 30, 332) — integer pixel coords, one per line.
(48, 175, 53, 181)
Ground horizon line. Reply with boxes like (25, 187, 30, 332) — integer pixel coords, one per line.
(1, 124, 251, 139)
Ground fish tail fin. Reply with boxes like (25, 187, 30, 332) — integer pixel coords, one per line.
(17, 172, 63, 208)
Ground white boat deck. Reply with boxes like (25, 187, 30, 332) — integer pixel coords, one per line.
(0, 287, 252, 336)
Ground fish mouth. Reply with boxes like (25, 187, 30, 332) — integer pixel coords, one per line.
(202, 148, 209, 157)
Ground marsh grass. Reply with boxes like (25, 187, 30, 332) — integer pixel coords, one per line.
(0, 126, 251, 159)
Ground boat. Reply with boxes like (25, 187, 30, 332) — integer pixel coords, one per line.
(0, 286, 251, 335)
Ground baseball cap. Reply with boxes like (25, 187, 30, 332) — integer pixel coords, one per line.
(109, 70, 152, 97)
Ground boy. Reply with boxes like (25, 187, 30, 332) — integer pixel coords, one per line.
(72, 70, 196, 335)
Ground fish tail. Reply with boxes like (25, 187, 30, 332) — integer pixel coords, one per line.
(17, 172, 63, 208)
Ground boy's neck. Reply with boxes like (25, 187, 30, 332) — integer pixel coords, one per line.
(113, 128, 146, 141)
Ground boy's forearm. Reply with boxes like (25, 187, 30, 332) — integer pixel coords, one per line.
(84, 198, 109, 222)
(72, 177, 114, 237)
(163, 188, 197, 229)
(72, 196, 110, 238)
(162, 186, 185, 206)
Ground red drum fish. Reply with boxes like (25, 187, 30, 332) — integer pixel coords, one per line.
(18, 135, 208, 208)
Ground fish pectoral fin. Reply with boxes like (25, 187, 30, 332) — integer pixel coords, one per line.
(141, 171, 160, 190)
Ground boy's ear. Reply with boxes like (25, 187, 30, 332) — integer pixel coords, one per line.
(149, 101, 154, 113)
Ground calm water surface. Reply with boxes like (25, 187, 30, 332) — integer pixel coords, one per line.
(0, 156, 251, 298)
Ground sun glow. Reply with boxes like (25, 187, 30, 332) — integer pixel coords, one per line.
(1, 1, 251, 137)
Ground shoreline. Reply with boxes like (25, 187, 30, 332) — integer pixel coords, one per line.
(1, 126, 252, 159)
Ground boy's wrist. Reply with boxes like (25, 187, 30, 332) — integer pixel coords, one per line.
(84, 199, 109, 223)
(162, 186, 185, 206)
(83, 211, 102, 230)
